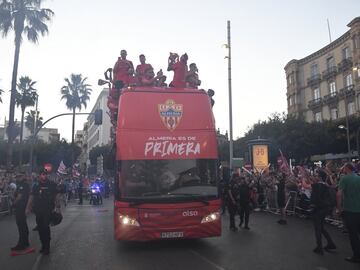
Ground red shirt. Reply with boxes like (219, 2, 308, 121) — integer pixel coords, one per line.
(113, 58, 134, 84)
(170, 61, 187, 88)
(136, 63, 153, 77)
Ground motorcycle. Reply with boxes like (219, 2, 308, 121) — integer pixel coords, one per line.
(89, 184, 103, 205)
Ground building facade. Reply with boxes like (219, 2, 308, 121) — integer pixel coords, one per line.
(285, 17, 360, 122)
(1, 120, 60, 143)
(85, 88, 111, 162)
(75, 130, 84, 145)
(216, 129, 229, 145)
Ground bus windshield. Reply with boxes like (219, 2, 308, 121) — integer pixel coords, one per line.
(118, 159, 218, 200)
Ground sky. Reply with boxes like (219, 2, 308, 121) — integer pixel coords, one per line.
(0, 0, 359, 141)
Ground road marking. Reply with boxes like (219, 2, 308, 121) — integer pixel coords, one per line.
(189, 249, 226, 270)
(31, 254, 42, 270)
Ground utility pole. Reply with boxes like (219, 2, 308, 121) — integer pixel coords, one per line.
(226, 20, 234, 170)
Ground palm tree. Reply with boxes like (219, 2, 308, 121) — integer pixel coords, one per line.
(25, 110, 43, 134)
(15, 76, 37, 166)
(26, 109, 42, 173)
(0, 0, 54, 168)
(60, 74, 92, 145)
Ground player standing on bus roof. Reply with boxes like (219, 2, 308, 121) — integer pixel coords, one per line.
(168, 53, 188, 88)
(135, 54, 153, 83)
(113, 49, 134, 86)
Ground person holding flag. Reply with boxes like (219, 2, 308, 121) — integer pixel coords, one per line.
(276, 172, 287, 225)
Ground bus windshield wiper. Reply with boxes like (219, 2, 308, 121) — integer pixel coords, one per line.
(167, 193, 210, 205)
(142, 192, 162, 197)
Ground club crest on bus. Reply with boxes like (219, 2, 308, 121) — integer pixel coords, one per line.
(158, 99, 183, 131)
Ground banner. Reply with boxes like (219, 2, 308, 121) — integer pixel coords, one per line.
(277, 150, 291, 175)
(252, 145, 268, 170)
(72, 163, 81, 178)
(57, 161, 67, 175)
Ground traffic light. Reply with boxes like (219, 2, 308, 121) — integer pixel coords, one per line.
(94, 109, 103, 125)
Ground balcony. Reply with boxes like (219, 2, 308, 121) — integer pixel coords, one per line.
(337, 57, 353, 72)
(322, 66, 337, 80)
(323, 92, 338, 105)
(307, 74, 321, 88)
(308, 98, 322, 110)
(338, 85, 355, 99)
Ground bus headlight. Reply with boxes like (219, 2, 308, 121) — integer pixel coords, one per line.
(118, 214, 140, 227)
(201, 211, 220, 223)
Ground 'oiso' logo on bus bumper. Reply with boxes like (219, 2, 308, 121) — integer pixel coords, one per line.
(182, 210, 198, 217)
(158, 99, 183, 131)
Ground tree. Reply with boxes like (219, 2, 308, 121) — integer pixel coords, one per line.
(89, 145, 111, 165)
(25, 110, 43, 134)
(234, 112, 360, 164)
(60, 74, 92, 145)
(15, 76, 37, 166)
(35, 139, 81, 170)
(0, 0, 54, 168)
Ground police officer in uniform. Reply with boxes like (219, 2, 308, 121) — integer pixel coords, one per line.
(26, 169, 60, 255)
(11, 173, 30, 251)
(228, 173, 240, 231)
(238, 176, 252, 229)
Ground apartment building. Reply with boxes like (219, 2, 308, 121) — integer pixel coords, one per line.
(85, 88, 111, 160)
(285, 17, 360, 122)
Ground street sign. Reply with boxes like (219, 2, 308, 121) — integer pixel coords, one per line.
(232, 158, 244, 168)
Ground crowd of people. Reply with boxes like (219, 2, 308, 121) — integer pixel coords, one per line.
(2, 160, 360, 263)
(220, 160, 360, 264)
(0, 169, 113, 255)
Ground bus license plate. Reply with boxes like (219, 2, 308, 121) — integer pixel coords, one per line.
(161, 232, 184, 238)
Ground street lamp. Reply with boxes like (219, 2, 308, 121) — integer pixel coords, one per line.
(338, 124, 351, 161)
(98, 79, 110, 86)
(224, 20, 234, 170)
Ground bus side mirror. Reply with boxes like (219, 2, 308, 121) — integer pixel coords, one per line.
(94, 109, 103, 125)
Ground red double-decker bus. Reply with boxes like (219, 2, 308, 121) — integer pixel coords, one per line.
(113, 86, 221, 241)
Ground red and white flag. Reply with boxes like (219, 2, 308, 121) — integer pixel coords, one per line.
(277, 150, 292, 175)
(57, 161, 67, 175)
(72, 164, 80, 178)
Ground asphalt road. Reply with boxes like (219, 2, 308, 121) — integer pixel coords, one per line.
(0, 198, 359, 270)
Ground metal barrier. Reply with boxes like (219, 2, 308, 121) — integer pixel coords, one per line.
(285, 191, 298, 215)
(266, 191, 344, 228)
(0, 194, 11, 215)
(264, 189, 278, 213)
